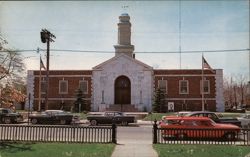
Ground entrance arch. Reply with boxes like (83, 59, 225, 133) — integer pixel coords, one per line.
(115, 76, 131, 104)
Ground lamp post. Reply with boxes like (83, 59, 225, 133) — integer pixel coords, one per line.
(40, 29, 56, 110)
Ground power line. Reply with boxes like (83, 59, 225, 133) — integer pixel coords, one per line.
(0, 48, 249, 54)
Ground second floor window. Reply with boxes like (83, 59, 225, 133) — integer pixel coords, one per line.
(179, 80, 188, 94)
(41, 80, 46, 94)
(201, 80, 210, 94)
(158, 80, 167, 93)
(59, 80, 68, 94)
(79, 80, 88, 94)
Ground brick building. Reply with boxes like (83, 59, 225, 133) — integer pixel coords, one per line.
(26, 13, 224, 112)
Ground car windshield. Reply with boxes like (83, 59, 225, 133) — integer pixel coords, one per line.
(45, 110, 64, 115)
(240, 114, 250, 119)
(162, 119, 180, 125)
(208, 119, 216, 126)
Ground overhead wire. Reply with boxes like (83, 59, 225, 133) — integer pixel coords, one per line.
(0, 48, 249, 54)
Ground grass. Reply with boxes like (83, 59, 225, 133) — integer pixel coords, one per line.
(143, 112, 175, 121)
(153, 144, 250, 157)
(0, 142, 115, 157)
(73, 113, 88, 119)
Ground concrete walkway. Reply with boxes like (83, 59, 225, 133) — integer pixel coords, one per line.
(111, 126, 158, 157)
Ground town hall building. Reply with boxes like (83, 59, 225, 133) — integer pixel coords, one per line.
(26, 13, 224, 112)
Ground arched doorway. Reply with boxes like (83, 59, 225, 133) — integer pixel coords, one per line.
(115, 76, 131, 104)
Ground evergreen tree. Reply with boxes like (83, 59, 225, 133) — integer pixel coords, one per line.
(74, 88, 86, 112)
(152, 88, 165, 113)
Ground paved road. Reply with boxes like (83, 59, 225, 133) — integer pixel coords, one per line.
(111, 125, 158, 157)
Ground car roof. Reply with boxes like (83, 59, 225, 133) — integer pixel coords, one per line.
(187, 111, 215, 114)
(45, 110, 64, 112)
(164, 116, 211, 121)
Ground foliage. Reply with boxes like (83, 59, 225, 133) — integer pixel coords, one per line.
(74, 88, 87, 112)
(152, 88, 165, 113)
(223, 75, 249, 109)
(0, 50, 25, 84)
(153, 144, 250, 157)
(0, 35, 26, 109)
(0, 84, 26, 108)
(0, 142, 115, 157)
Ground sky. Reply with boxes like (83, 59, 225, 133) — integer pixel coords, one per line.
(0, 1, 249, 80)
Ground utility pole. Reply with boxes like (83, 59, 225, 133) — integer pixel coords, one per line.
(40, 29, 56, 110)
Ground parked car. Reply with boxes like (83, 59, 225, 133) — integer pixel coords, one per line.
(183, 111, 242, 127)
(237, 114, 250, 129)
(160, 116, 241, 140)
(87, 111, 136, 126)
(29, 110, 77, 125)
(0, 108, 23, 124)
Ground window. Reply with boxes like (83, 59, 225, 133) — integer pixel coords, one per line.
(179, 80, 188, 94)
(200, 80, 210, 94)
(158, 80, 167, 93)
(101, 90, 105, 104)
(79, 80, 88, 94)
(41, 80, 46, 94)
(59, 80, 68, 94)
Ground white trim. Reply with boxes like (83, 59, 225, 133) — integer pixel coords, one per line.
(59, 80, 68, 94)
(34, 75, 92, 78)
(155, 74, 216, 77)
(179, 80, 189, 94)
(165, 98, 216, 101)
(93, 53, 153, 70)
(34, 98, 91, 100)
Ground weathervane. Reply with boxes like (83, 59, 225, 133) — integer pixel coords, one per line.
(122, 5, 129, 12)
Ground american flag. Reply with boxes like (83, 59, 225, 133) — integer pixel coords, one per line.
(40, 57, 46, 70)
(202, 56, 212, 70)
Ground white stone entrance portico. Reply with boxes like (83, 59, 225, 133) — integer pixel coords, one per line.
(92, 54, 153, 111)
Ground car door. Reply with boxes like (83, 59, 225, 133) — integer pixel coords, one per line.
(105, 112, 115, 124)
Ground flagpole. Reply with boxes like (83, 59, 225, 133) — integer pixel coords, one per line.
(202, 53, 204, 111)
(38, 56, 42, 111)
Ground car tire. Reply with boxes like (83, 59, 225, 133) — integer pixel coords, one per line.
(60, 119, 66, 125)
(90, 120, 98, 126)
(4, 118, 11, 124)
(224, 132, 236, 140)
(121, 121, 128, 126)
(31, 118, 38, 124)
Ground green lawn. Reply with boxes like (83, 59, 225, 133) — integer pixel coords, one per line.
(143, 112, 176, 121)
(73, 112, 88, 119)
(153, 144, 250, 157)
(0, 142, 115, 157)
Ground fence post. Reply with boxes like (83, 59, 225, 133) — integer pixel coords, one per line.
(153, 119, 158, 144)
(112, 122, 117, 144)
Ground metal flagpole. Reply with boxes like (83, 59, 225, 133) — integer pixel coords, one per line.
(202, 53, 204, 111)
(38, 55, 42, 111)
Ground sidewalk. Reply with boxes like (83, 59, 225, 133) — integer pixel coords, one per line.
(111, 126, 158, 157)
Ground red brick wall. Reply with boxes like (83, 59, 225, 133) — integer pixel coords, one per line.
(31, 69, 218, 112)
(154, 69, 217, 111)
(33, 70, 92, 111)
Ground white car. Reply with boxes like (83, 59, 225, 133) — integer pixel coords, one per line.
(237, 114, 250, 129)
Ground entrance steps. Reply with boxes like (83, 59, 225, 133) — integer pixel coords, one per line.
(106, 104, 139, 112)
